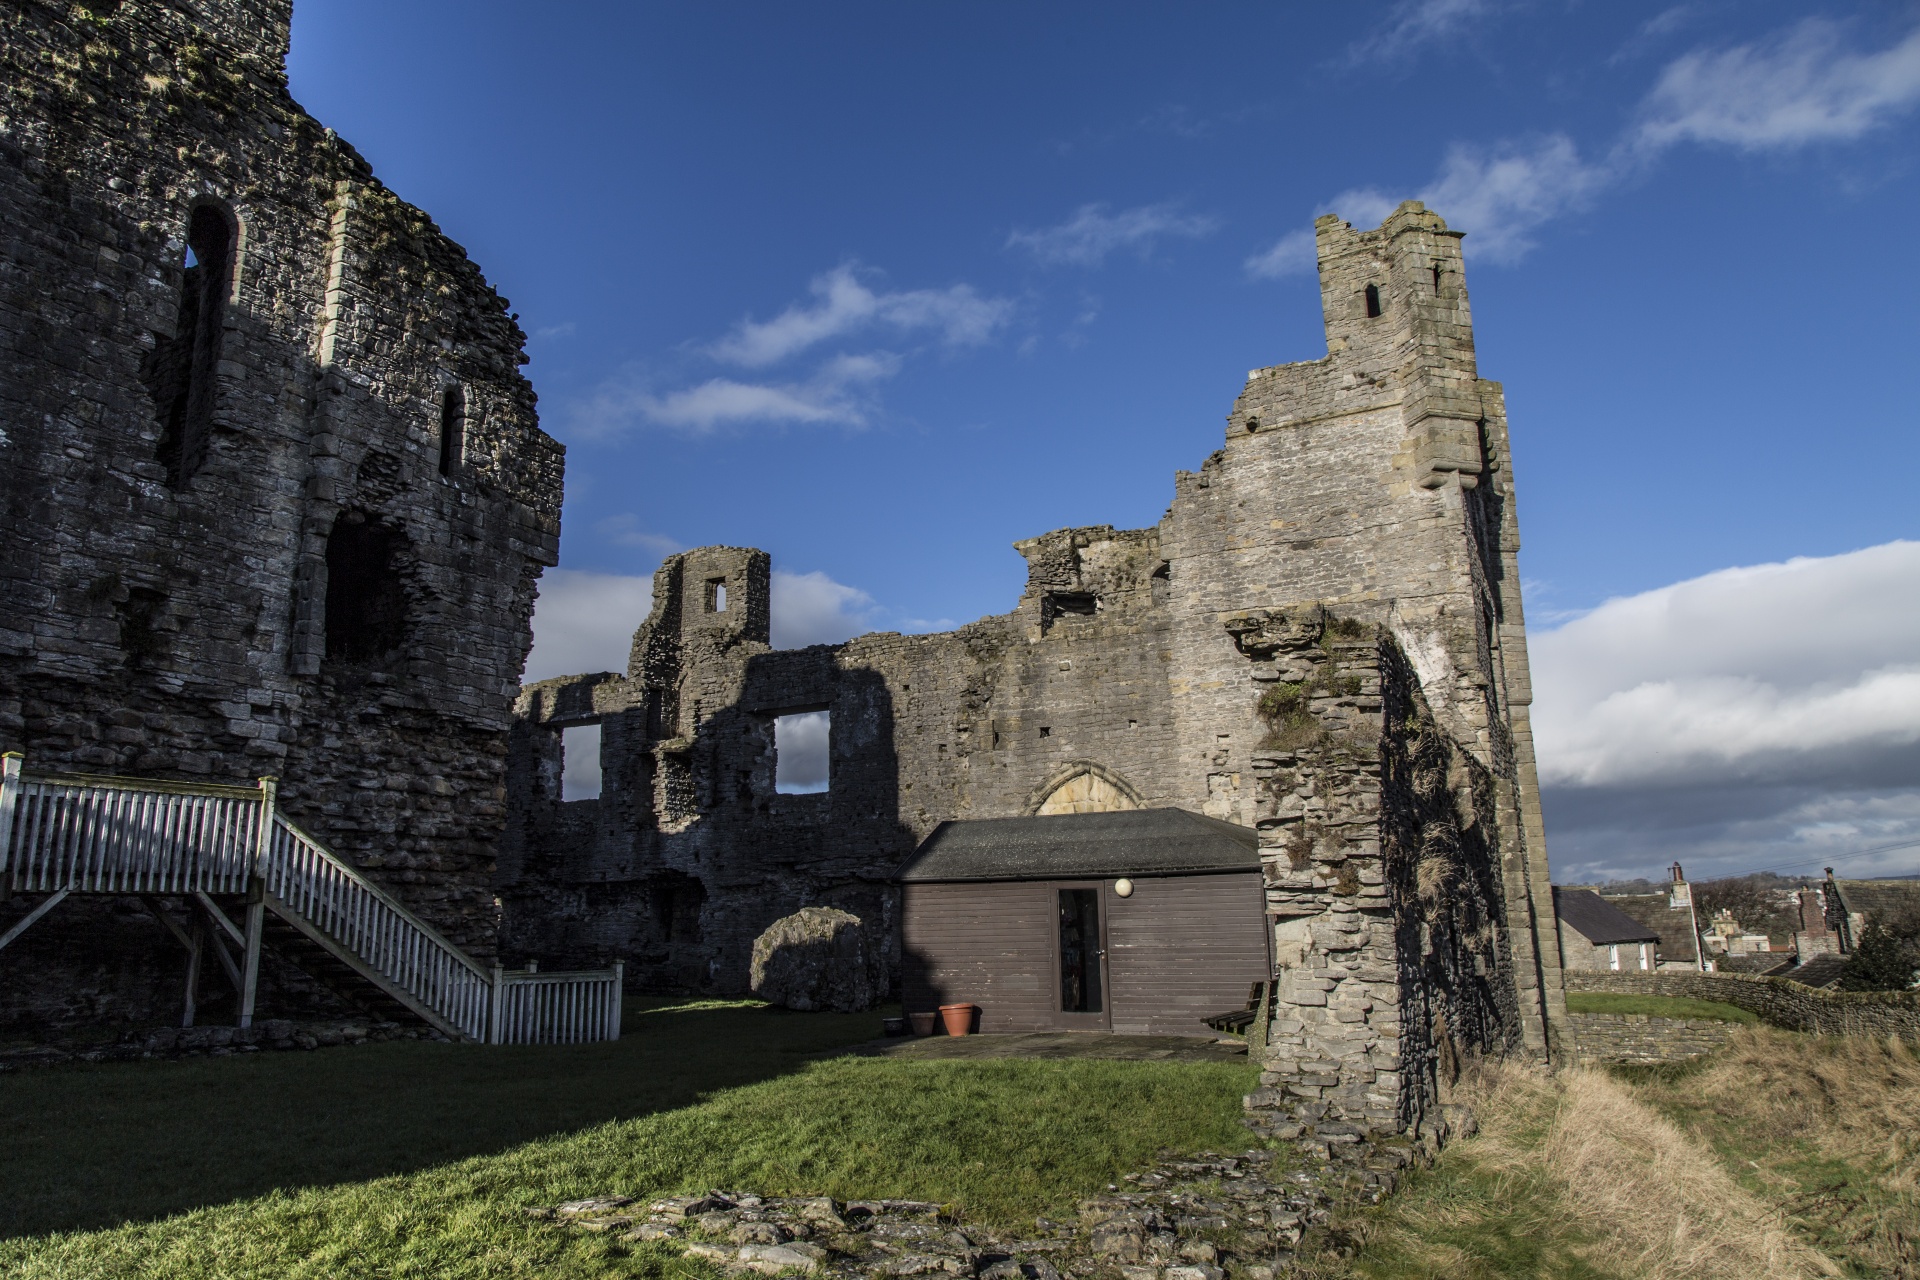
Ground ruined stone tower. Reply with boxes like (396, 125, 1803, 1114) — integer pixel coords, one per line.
(0, 0, 563, 1029)
(505, 202, 1563, 1142)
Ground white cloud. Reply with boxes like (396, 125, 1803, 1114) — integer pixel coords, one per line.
(532, 322, 576, 342)
(1243, 229, 1318, 281)
(592, 515, 681, 556)
(574, 351, 902, 434)
(561, 723, 602, 800)
(774, 710, 830, 793)
(1244, 188, 1402, 277)
(709, 265, 1012, 367)
(1247, 138, 1607, 276)
(523, 568, 656, 683)
(1531, 542, 1920, 882)
(771, 569, 879, 649)
(1638, 19, 1920, 151)
(1417, 134, 1613, 262)
(1007, 202, 1219, 268)
(1349, 0, 1499, 64)
(1259, 19, 1920, 276)
(527, 565, 887, 684)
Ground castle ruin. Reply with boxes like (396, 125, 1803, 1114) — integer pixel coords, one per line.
(504, 205, 1566, 1141)
(0, 0, 561, 1029)
(0, 0, 1564, 1143)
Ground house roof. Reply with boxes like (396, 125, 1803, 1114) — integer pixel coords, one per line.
(1784, 954, 1849, 989)
(1834, 879, 1920, 923)
(1555, 888, 1661, 946)
(1716, 953, 1795, 976)
(1601, 892, 1701, 964)
(897, 808, 1260, 883)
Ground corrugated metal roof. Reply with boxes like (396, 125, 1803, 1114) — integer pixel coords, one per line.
(897, 808, 1260, 883)
(1554, 887, 1661, 945)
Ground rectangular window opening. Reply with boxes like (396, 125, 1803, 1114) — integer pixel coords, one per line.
(774, 710, 829, 794)
(707, 578, 728, 612)
(561, 723, 603, 801)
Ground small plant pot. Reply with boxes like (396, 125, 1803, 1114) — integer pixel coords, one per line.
(908, 1011, 937, 1036)
(881, 1016, 909, 1037)
(938, 1003, 978, 1037)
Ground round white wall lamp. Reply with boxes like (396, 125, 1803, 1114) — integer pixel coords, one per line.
(1113, 878, 1134, 897)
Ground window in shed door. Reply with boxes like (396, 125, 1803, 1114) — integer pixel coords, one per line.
(1058, 889, 1103, 1013)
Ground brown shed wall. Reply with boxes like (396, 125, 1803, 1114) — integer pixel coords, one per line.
(900, 872, 1268, 1035)
(1106, 872, 1270, 1034)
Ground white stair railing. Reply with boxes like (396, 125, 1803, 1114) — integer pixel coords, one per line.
(489, 963, 626, 1045)
(0, 756, 621, 1045)
(264, 813, 498, 1041)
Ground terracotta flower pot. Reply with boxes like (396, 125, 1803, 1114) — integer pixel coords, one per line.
(909, 1011, 937, 1036)
(938, 1003, 978, 1037)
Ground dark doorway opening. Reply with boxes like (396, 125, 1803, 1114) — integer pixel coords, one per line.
(324, 515, 409, 663)
(1058, 888, 1104, 1015)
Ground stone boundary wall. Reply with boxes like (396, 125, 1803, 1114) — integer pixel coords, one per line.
(1563, 1012, 1734, 1064)
(1563, 970, 1920, 1042)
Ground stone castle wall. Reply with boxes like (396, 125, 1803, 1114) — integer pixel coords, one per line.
(1564, 970, 1920, 1042)
(1563, 1012, 1737, 1063)
(0, 0, 562, 1030)
(502, 203, 1562, 1143)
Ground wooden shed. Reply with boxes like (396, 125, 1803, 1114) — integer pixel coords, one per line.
(896, 809, 1271, 1035)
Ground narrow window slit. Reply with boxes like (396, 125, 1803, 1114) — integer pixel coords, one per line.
(438, 384, 464, 476)
(1364, 283, 1383, 318)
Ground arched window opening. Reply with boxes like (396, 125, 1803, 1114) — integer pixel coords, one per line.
(1364, 283, 1383, 318)
(149, 204, 235, 488)
(323, 512, 409, 663)
(437, 383, 464, 476)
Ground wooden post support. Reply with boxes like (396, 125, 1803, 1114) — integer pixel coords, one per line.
(488, 963, 506, 1045)
(239, 882, 265, 1029)
(0, 752, 22, 896)
(610, 960, 625, 1041)
(0, 887, 68, 954)
(182, 920, 204, 1029)
(239, 776, 277, 1029)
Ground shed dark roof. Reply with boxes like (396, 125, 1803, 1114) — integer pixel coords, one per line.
(1784, 954, 1849, 989)
(897, 809, 1260, 883)
(1602, 892, 1701, 963)
(1555, 888, 1661, 946)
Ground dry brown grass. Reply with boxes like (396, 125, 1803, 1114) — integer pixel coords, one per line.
(1637, 1026, 1920, 1276)
(1539, 1066, 1836, 1279)
(1337, 1054, 1839, 1279)
(1679, 1027, 1920, 1180)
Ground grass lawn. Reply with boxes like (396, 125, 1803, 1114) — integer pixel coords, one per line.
(0, 999, 1260, 1278)
(1563, 991, 1759, 1023)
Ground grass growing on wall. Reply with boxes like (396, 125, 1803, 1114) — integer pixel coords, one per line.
(1563, 991, 1760, 1024)
(0, 1000, 1260, 1279)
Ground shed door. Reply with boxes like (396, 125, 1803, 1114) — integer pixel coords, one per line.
(1052, 884, 1111, 1030)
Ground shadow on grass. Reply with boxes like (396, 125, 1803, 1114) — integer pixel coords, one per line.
(0, 998, 882, 1239)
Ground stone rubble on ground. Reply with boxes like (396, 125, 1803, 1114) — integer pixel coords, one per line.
(527, 1140, 1443, 1277)
(0, 1018, 445, 1071)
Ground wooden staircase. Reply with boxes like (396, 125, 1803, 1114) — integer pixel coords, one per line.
(0, 754, 621, 1044)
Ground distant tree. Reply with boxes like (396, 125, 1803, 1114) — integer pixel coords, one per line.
(1838, 918, 1920, 992)
(1695, 874, 1801, 943)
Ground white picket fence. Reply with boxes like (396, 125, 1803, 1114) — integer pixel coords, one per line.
(0, 756, 621, 1045)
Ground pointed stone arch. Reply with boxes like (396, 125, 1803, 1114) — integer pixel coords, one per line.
(1025, 761, 1147, 816)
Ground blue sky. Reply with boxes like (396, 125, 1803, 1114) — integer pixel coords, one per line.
(288, 1, 1920, 885)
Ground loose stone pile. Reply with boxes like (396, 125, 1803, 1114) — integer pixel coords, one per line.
(0, 1018, 443, 1071)
(529, 1142, 1438, 1277)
